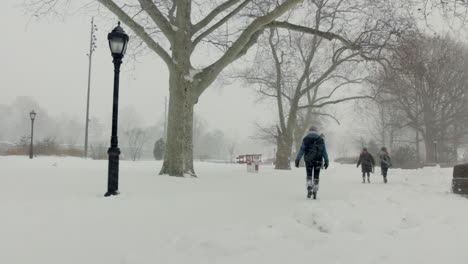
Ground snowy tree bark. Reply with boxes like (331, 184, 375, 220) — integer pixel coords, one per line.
(415, 129, 420, 163)
(183, 101, 195, 176)
(160, 70, 190, 176)
(275, 132, 293, 170)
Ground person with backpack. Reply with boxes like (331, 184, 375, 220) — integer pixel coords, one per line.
(295, 126, 329, 199)
(357, 148, 375, 183)
(379, 147, 392, 183)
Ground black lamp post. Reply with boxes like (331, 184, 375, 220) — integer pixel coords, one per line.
(433, 140, 438, 164)
(104, 22, 129, 197)
(29, 110, 36, 159)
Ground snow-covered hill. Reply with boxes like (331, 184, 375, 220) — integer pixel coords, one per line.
(1, 156, 467, 264)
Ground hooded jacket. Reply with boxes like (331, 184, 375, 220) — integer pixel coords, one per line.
(296, 132, 329, 163)
(379, 151, 392, 169)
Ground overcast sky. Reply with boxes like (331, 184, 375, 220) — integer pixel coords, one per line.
(3, 1, 454, 158)
(1, 0, 280, 146)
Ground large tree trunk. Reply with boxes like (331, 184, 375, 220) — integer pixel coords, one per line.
(159, 71, 188, 176)
(294, 132, 302, 158)
(159, 75, 198, 176)
(159, 18, 197, 177)
(423, 126, 437, 163)
(380, 105, 386, 147)
(183, 97, 196, 176)
(275, 133, 293, 170)
(415, 129, 421, 164)
(294, 125, 306, 167)
(424, 136, 436, 163)
(453, 125, 461, 163)
(423, 107, 437, 163)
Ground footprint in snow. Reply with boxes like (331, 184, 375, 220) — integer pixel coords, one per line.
(296, 215, 330, 233)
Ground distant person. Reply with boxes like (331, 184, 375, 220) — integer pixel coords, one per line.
(379, 147, 392, 183)
(357, 148, 375, 183)
(295, 126, 329, 199)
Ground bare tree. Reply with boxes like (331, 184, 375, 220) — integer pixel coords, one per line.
(125, 128, 150, 161)
(27, 0, 410, 176)
(251, 122, 278, 145)
(412, 0, 468, 30)
(376, 33, 468, 162)
(238, 0, 404, 169)
(353, 92, 406, 152)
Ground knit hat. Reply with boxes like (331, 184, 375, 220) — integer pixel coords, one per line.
(309, 126, 317, 132)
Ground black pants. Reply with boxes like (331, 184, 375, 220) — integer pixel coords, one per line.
(305, 161, 321, 189)
(381, 167, 388, 177)
(362, 171, 370, 177)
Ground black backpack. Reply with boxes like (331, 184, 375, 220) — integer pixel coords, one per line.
(304, 136, 324, 162)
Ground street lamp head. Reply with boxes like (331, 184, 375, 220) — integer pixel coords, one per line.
(29, 110, 36, 120)
(107, 22, 129, 57)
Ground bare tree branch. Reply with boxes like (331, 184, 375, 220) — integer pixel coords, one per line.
(265, 20, 360, 49)
(138, 0, 175, 43)
(193, 0, 252, 47)
(195, 0, 303, 98)
(193, 0, 244, 33)
(97, 0, 174, 70)
(298, 95, 374, 110)
(314, 112, 341, 125)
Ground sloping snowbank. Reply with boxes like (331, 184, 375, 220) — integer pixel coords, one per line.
(0, 156, 467, 264)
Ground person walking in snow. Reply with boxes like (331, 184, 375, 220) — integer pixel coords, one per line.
(379, 147, 392, 183)
(357, 148, 375, 183)
(295, 126, 329, 199)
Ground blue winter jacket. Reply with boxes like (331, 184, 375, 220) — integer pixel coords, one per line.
(296, 133, 329, 163)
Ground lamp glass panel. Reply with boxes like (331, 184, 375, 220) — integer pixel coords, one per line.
(122, 40, 128, 55)
(109, 37, 124, 54)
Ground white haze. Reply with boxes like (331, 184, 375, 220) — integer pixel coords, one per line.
(0, 0, 285, 158)
(0, 0, 459, 161)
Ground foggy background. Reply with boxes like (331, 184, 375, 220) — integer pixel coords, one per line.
(3, 0, 460, 163)
(0, 0, 359, 161)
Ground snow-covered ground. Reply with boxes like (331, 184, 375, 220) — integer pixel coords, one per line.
(1, 156, 467, 264)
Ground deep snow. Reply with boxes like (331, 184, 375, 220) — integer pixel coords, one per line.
(0, 156, 467, 264)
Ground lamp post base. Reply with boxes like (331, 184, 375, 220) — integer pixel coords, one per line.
(106, 146, 120, 197)
(104, 190, 120, 197)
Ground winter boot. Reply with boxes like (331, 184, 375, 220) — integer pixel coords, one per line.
(307, 179, 313, 198)
(367, 176, 371, 183)
(384, 176, 388, 184)
(312, 179, 319, 200)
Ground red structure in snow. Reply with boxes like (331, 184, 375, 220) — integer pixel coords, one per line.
(236, 154, 262, 173)
(236, 154, 262, 164)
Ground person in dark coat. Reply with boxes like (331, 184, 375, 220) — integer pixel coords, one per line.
(379, 147, 392, 183)
(357, 148, 375, 183)
(295, 126, 329, 199)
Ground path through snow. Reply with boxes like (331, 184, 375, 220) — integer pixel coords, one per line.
(0, 156, 467, 264)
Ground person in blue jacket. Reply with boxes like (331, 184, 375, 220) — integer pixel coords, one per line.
(295, 126, 329, 199)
